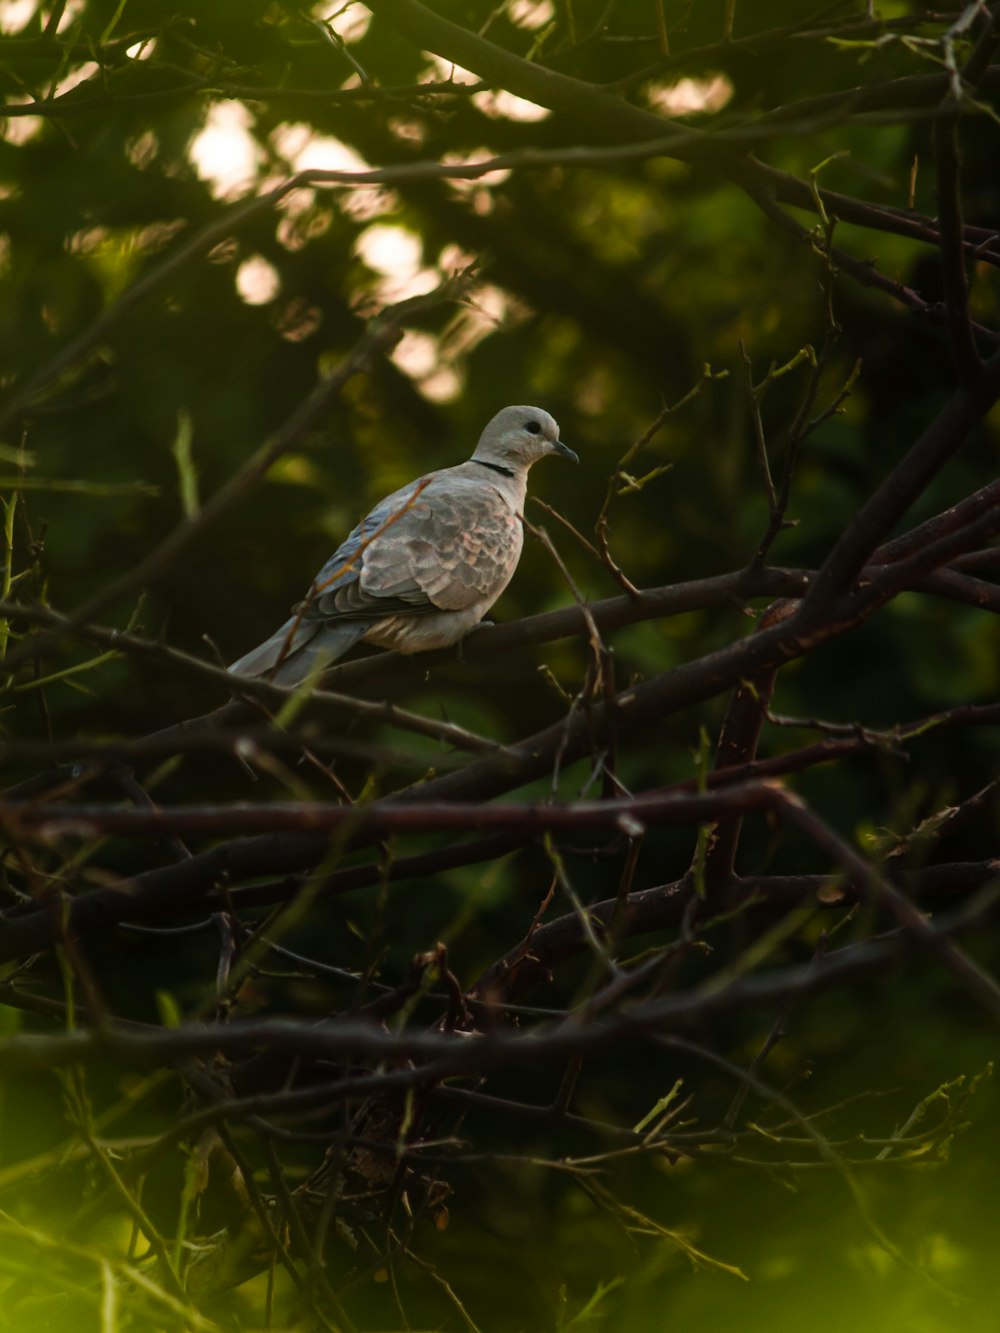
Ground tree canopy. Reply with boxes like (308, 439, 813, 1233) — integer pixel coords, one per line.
(0, 1, 999, 1330)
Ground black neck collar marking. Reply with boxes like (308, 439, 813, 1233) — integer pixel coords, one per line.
(473, 459, 516, 479)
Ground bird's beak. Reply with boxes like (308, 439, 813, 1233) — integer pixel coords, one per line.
(553, 440, 579, 463)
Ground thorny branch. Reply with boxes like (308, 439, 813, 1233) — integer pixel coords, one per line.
(1, 3, 999, 1324)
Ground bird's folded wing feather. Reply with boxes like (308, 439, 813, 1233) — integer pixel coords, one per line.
(305, 473, 520, 623)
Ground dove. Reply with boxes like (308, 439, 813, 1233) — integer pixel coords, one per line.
(228, 405, 578, 685)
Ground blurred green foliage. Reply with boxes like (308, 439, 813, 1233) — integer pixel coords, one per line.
(0, 0, 999, 1329)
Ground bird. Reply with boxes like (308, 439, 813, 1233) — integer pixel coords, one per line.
(228, 405, 578, 685)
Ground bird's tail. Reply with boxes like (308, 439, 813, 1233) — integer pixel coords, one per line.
(228, 617, 368, 686)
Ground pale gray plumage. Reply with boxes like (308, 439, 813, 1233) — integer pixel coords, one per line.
(229, 406, 577, 685)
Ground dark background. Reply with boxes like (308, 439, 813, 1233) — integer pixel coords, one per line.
(0, 1, 999, 1329)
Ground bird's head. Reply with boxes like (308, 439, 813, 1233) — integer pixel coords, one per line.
(472, 405, 578, 472)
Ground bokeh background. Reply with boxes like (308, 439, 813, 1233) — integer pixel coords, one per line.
(1, 0, 999, 1329)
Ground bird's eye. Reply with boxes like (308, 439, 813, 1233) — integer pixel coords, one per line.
(524, 420, 542, 435)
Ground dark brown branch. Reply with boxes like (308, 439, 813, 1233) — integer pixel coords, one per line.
(916, 567, 1000, 613)
(698, 600, 797, 896)
(873, 478, 1000, 565)
(0, 579, 974, 959)
(468, 860, 999, 1004)
(779, 796, 1000, 1023)
(0, 782, 786, 840)
(1, 568, 806, 676)
(602, 12, 981, 90)
(799, 347, 1000, 612)
(4, 475, 1000, 957)
(885, 775, 1000, 863)
(961, 2, 1000, 86)
(0, 726, 441, 771)
(360, 0, 998, 290)
(866, 502, 1000, 598)
(0, 77, 485, 118)
(743, 176, 1000, 347)
(2, 548, 995, 789)
(0, 890, 995, 1079)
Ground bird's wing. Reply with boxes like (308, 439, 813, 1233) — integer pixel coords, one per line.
(228, 477, 434, 681)
(307, 471, 521, 622)
(229, 471, 521, 684)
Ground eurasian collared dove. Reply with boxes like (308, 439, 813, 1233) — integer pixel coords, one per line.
(229, 405, 578, 685)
